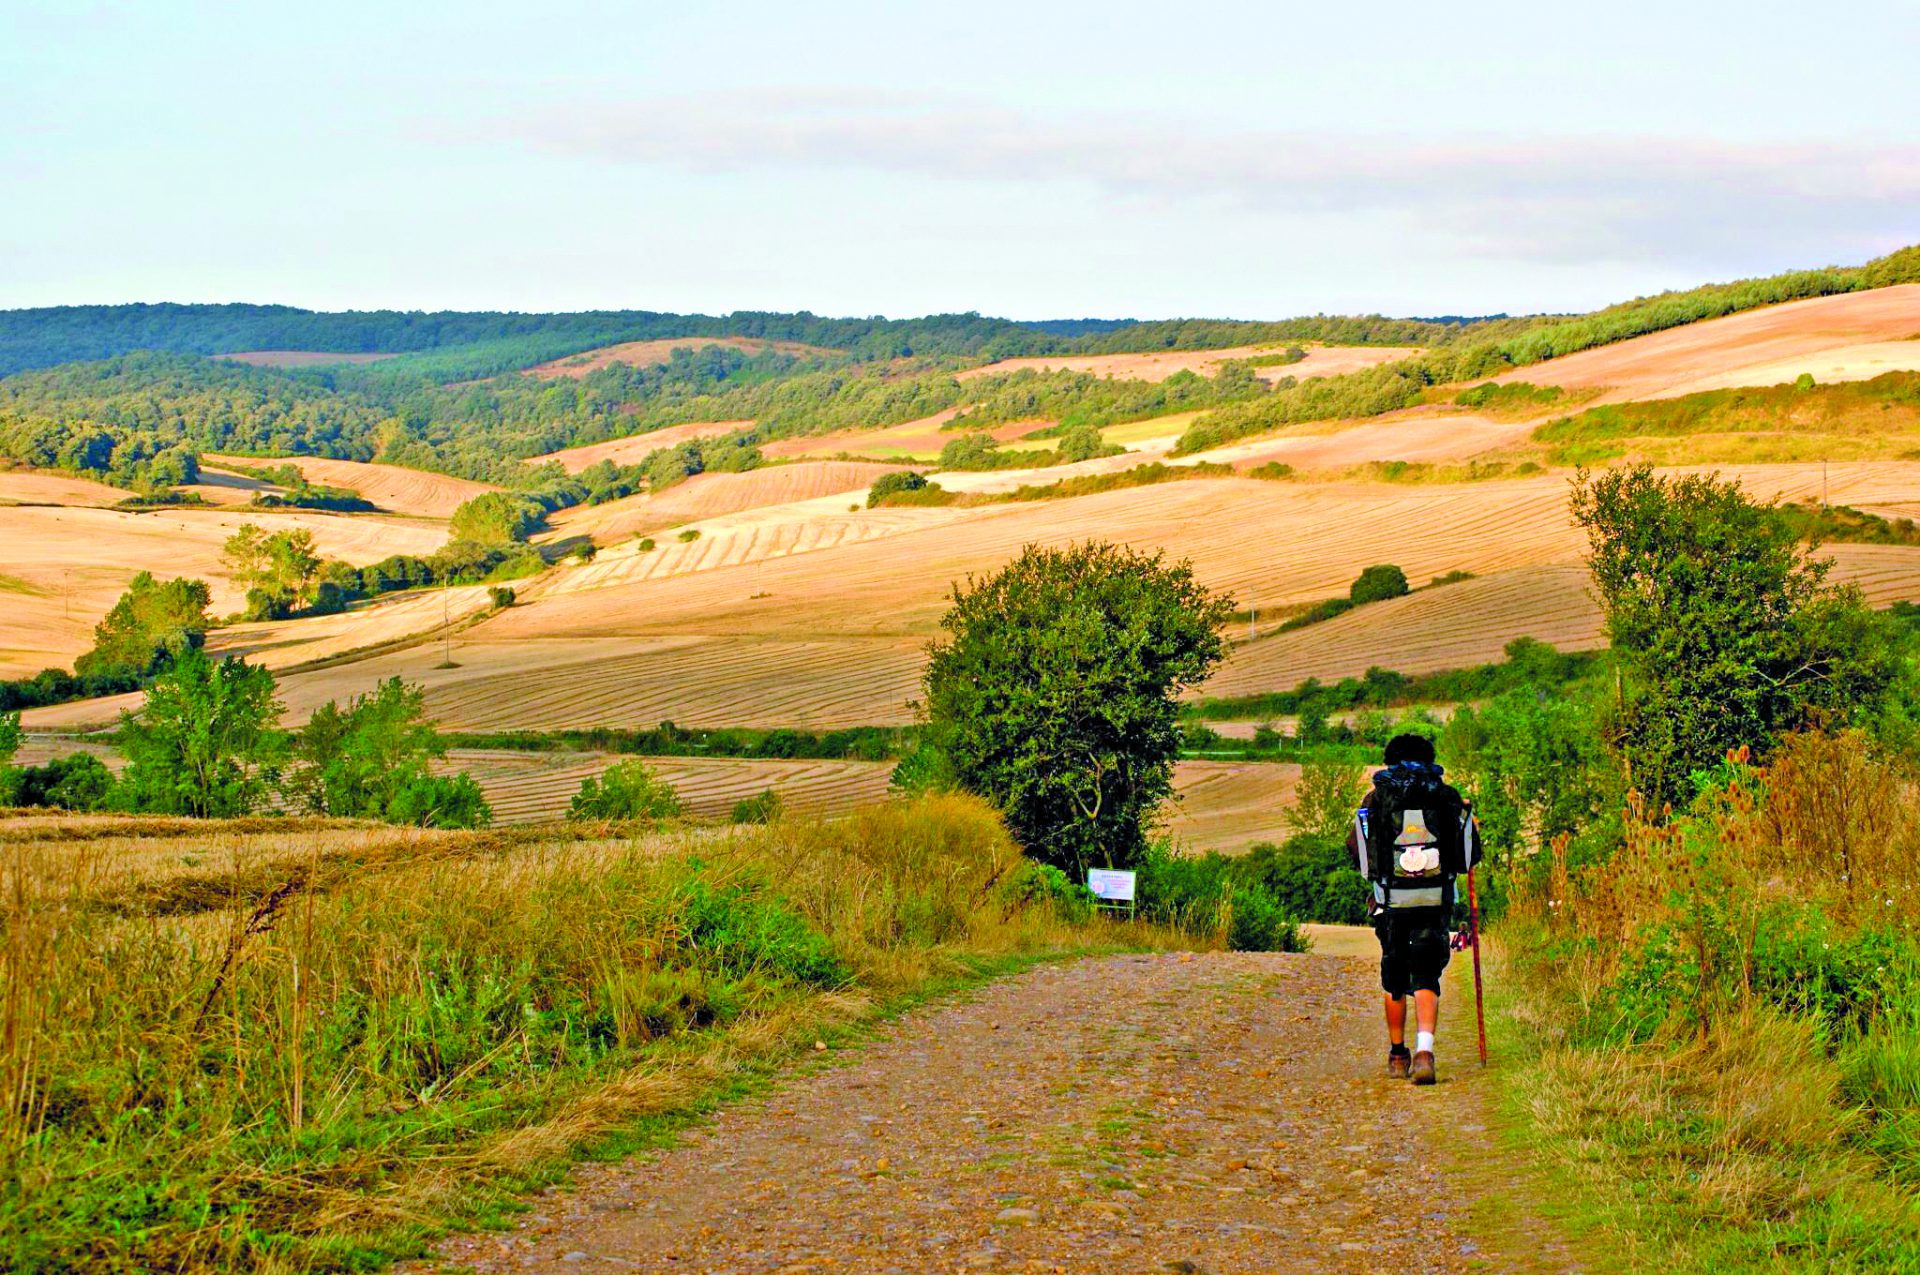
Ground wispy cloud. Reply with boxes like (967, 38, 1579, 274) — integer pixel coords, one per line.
(516, 89, 1919, 267)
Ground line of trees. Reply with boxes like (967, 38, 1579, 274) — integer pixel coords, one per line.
(2, 656, 490, 826)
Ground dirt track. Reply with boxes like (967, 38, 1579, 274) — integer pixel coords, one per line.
(414, 946, 1534, 1275)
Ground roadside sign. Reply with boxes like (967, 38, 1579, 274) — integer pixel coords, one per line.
(1087, 869, 1137, 912)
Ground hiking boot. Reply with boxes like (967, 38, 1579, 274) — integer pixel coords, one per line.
(1411, 1050, 1437, 1086)
(1387, 1047, 1411, 1080)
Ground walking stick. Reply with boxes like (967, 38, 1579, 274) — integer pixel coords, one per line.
(1468, 865, 1488, 1066)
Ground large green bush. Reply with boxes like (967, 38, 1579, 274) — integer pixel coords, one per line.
(923, 541, 1231, 875)
(569, 759, 684, 821)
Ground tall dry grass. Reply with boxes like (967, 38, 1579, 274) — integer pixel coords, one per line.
(0, 793, 1155, 1271)
(1495, 732, 1920, 1269)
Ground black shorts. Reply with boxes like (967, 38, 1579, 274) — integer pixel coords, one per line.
(1375, 908, 1451, 997)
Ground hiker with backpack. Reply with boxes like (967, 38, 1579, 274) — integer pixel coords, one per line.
(1348, 733, 1481, 1086)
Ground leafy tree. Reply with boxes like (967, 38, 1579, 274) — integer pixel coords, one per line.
(1236, 836, 1371, 926)
(384, 772, 492, 828)
(450, 492, 544, 544)
(1348, 563, 1409, 605)
(118, 649, 283, 817)
(12, 753, 115, 811)
(223, 524, 322, 615)
(923, 541, 1232, 875)
(1442, 685, 1617, 866)
(647, 443, 703, 491)
(1571, 465, 1899, 808)
(0, 709, 20, 800)
(1056, 423, 1113, 463)
(287, 678, 453, 822)
(569, 759, 683, 821)
(1293, 757, 1367, 840)
(74, 573, 210, 681)
(867, 470, 928, 507)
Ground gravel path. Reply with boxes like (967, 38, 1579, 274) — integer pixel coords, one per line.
(415, 948, 1515, 1274)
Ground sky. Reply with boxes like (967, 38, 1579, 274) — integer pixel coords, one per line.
(3, 0, 1916, 321)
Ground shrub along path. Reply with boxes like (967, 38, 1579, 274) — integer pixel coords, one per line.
(410, 948, 1559, 1274)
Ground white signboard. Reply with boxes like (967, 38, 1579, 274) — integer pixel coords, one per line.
(1086, 869, 1138, 902)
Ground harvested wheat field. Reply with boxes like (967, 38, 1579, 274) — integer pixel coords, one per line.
(0, 504, 450, 679)
(0, 467, 128, 507)
(956, 343, 1421, 384)
(302, 635, 925, 732)
(1207, 566, 1603, 696)
(208, 583, 496, 670)
(1499, 285, 1920, 404)
(456, 748, 1294, 851)
(180, 466, 281, 506)
(505, 477, 1588, 645)
(26, 462, 1920, 733)
(1180, 409, 1537, 470)
(536, 496, 981, 598)
(527, 420, 753, 473)
(1163, 759, 1299, 852)
(512, 462, 1920, 643)
(523, 336, 834, 380)
(10, 736, 122, 772)
(543, 462, 906, 543)
(216, 350, 400, 367)
(450, 750, 895, 824)
(760, 409, 1041, 462)
(202, 454, 498, 519)
(1206, 538, 1920, 697)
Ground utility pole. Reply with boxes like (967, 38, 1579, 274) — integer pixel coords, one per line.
(441, 586, 452, 668)
(1249, 604, 1257, 642)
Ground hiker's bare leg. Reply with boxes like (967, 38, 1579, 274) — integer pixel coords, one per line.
(1384, 993, 1406, 1046)
(1415, 988, 1439, 1037)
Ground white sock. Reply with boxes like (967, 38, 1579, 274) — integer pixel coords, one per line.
(1415, 1031, 1435, 1054)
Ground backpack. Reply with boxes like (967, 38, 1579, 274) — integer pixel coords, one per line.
(1355, 761, 1469, 911)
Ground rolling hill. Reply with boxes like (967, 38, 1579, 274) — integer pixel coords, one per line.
(12, 252, 1920, 859)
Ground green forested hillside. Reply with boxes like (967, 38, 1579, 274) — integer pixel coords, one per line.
(0, 302, 1471, 380)
(4, 244, 1914, 494)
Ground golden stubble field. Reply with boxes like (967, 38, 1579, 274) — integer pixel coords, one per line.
(543, 461, 907, 543)
(28, 460, 1920, 739)
(200, 454, 499, 519)
(954, 342, 1422, 385)
(441, 751, 1300, 852)
(0, 504, 451, 679)
(1496, 285, 1920, 402)
(16, 285, 1920, 732)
